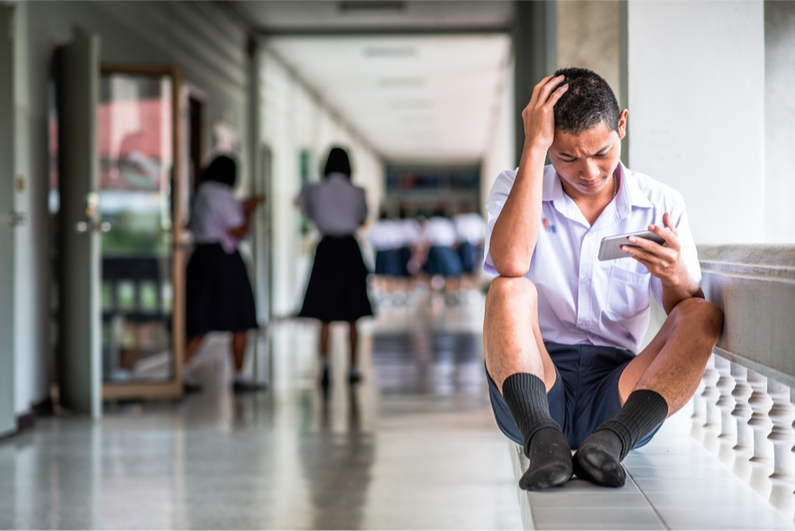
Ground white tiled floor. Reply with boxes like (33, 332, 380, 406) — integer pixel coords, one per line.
(0, 290, 523, 530)
(515, 411, 795, 530)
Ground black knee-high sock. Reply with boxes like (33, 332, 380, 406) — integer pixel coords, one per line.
(502, 373, 572, 490)
(573, 389, 668, 487)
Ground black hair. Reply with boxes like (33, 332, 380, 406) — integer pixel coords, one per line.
(202, 154, 237, 187)
(552, 67, 620, 135)
(324, 146, 352, 178)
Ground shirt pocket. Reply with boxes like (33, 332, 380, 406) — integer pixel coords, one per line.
(606, 265, 650, 318)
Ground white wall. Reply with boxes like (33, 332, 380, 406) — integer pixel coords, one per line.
(764, 1, 795, 244)
(260, 49, 384, 316)
(626, 1, 765, 245)
(13, 1, 253, 415)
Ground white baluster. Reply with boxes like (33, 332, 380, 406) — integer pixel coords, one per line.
(767, 380, 795, 520)
(731, 364, 754, 482)
(691, 370, 707, 440)
(700, 355, 722, 453)
(714, 356, 737, 465)
(747, 369, 774, 498)
(702, 355, 722, 430)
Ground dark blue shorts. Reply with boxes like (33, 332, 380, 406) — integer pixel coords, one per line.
(487, 341, 662, 450)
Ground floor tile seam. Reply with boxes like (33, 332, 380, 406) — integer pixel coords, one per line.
(625, 467, 671, 530)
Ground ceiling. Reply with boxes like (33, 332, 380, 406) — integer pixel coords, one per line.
(236, 1, 514, 34)
(268, 34, 511, 163)
(232, 1, 515, 164)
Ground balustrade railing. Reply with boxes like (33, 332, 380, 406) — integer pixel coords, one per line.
(689, 245, 795, 520)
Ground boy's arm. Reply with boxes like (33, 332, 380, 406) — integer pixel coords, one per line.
(621, 212, 704, 314)
(489, 75, 568, 277)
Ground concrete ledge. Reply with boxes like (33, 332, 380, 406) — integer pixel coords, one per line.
(698, 245, 795, 387)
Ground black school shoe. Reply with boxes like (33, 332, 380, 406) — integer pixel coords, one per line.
(232, 377, 268, 393)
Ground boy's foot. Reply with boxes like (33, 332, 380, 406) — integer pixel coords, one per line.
(520, 427, 573, 490)
(572, 430, 626, 487)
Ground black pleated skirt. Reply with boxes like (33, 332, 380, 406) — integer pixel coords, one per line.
(374, 249, 402, 276)
(423, 246, 464, 277)
(186, 243, 258, 337)
(299, 235, 374, 323)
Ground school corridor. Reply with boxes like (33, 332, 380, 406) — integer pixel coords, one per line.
(1, 1, 794, 529)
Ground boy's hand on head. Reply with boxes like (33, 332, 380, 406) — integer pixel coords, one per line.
(620, 213, 689, 287)
(522, 75, 568, 155)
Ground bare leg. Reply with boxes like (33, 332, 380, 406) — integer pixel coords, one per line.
(229, 330, 266, 392)
(484, 276, 555, 392)
(349, 322, 358, 368)
(347, 321, 362, 383)
(319, 322, 331, 387)
(320, 322, 330, 361)
(574, 297, 723, 487)
(185, 334, 206, 366)
(485, 276, 571, 490)
(619, 297, 724, 413)
(232, 331, 247, 373)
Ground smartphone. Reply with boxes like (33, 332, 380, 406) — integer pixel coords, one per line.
(598, 230, 665, 261)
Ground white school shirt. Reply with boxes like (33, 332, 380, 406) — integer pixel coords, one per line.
(484, 162, 701, 353)
(368, 220, 404, 250)
(454, 213, 487, 245)
(191, 181, 244, 254)
(298, 173, 368, 236)
(424, 217, 458, 247)
(398, 218, 422, 247)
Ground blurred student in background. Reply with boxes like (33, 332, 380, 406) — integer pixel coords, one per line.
(297, 147, 373, 386)
(418, 212, 463, 304)
(368, 210, 404, 307)
(184, 154, 266, 393)
(454, 208, 487, 292)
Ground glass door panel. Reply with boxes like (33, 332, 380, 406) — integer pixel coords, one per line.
(98, 69, 180, 388)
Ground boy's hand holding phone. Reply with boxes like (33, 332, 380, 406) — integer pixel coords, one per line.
(616, 213, 688, 287)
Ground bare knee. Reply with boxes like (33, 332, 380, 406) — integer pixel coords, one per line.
(486, 276, 538, 313)
(671, 297, 724, 343)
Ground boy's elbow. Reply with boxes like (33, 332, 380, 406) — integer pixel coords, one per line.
(492, 256, 530, 278)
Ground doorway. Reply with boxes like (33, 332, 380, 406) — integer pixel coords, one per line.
(55, 51, 187, 411)
(97, 65, 185, 399)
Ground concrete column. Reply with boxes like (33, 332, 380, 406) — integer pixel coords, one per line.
(513, 0, 556, 166)
(764, 1, 795, 244)
(625, 1, 765, 244)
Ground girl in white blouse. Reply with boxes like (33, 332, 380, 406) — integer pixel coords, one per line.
(297, 147, 373, 386)
(185, 155, 264, 393)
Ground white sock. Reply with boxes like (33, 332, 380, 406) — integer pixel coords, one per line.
(321, 357, 330, 369)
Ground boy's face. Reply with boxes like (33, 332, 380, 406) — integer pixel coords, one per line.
(548, 109, 628, 200)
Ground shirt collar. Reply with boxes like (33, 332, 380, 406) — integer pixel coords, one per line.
(542, 162, 653, 221)
(616, 162, 654, 214)
(327, 172, 349, 183)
